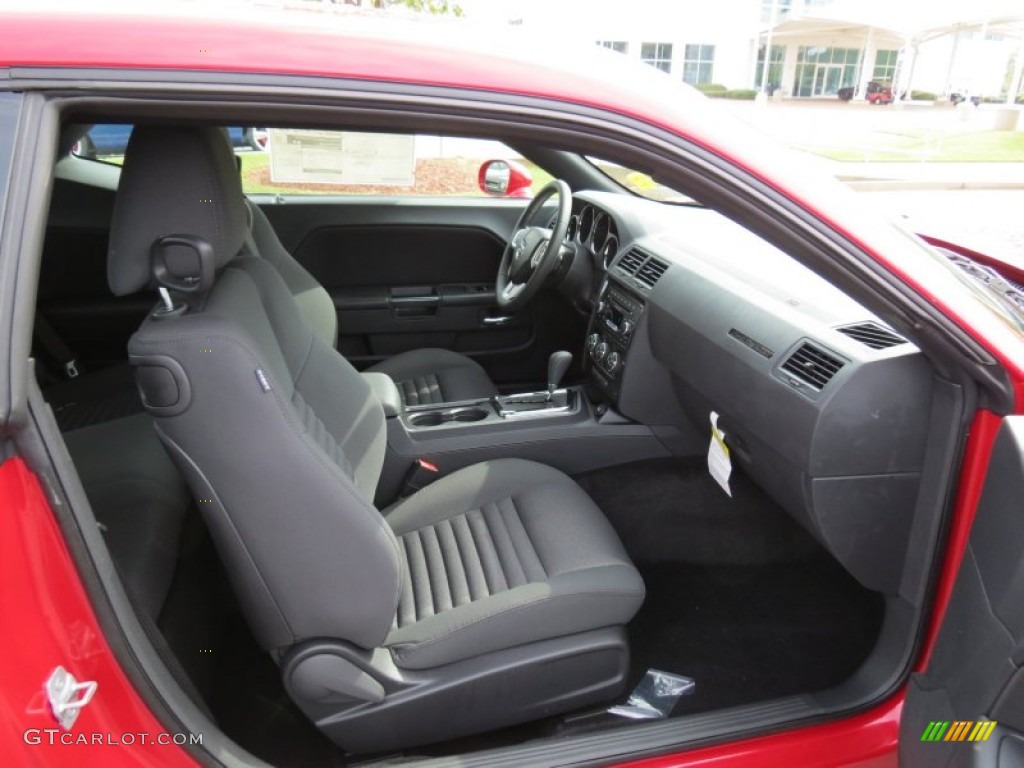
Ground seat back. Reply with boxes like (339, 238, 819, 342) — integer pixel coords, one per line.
(109, 127, 401, 652)
(244, 201, 338, 348)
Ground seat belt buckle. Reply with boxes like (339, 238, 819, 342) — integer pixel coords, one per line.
(401, 458, 440, 497)
(64, 359, 79, 379)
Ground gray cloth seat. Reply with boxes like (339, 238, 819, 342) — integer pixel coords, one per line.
(366, 347, 496, 406)
(245, 194, 497, 407)
(384, 459, 644, 669)
(62, 413, 190, 620)
(109, 126, 643, 752)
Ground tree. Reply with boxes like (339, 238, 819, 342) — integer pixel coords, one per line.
(391, 0, 464, 16)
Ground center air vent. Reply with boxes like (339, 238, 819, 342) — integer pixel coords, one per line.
(781, 343, 845, 390)
(635, 257, 669, 289)
(837, 322, 906, 350)
(617, 249, 646, 276)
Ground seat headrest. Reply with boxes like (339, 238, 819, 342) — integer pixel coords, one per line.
(107, 126, 248, 296)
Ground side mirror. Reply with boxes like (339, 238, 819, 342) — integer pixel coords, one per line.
(477, 159, 533, 198)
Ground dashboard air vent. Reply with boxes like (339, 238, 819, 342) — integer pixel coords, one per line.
(635, 257, 669, 289)
(617, 249, 646, 276)
(781, 343, 845, 390)
(837, 322, 906, 350)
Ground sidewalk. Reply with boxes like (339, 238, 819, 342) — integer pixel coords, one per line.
(829, 161, 1024, 191)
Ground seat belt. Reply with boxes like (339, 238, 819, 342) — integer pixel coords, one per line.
(34, 310, 80, 379)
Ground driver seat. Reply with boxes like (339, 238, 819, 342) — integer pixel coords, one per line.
(110, 126, 644, 752)
(243, 148, 497, 406)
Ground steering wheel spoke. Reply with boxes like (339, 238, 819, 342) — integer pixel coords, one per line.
(501, 281, 526, 302)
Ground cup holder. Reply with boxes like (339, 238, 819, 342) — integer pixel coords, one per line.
(450, 407, 488, 422)
(409, 412, 444, 428)
(409, 406, 489, 428)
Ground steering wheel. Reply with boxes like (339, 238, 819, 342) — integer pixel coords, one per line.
(496, 179, 571, 311)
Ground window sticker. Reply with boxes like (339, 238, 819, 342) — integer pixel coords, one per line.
(708, 411, 732, 497)
(268, 129, 415, 186)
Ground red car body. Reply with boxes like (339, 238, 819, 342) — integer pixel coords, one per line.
(0, 6, 1021, 768)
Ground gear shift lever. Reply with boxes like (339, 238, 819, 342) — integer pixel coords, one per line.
(547, 351, 572, 400)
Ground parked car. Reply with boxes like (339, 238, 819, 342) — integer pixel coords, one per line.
(75, 125, 266, 157)
(949, 90, 982, 106)
(837, 80, 895, 104)
(1, 7, 1022, 768)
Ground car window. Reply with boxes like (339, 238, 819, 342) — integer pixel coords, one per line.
(74, 126, 549, 198)
(73, 125, 266, 166)
(248, 130, 546, 197)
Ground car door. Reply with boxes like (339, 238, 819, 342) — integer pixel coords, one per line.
(246, 129, 584, 388)
(257, 196, 570, 387)
(899, 417, 1024, 766)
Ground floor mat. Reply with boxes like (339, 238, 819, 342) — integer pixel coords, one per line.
(575, 458, 885, 717)
(624, 559, 885, 717)
(574, 457, 823, 568)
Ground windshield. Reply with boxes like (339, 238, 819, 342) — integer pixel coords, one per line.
(586, 156, 696, 204)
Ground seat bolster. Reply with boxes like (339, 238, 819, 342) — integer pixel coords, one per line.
(366, 348, 497, 405)
(386, 565, 645, 669)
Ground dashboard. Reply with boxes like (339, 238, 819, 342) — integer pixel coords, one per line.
(562, 191, 934, 594)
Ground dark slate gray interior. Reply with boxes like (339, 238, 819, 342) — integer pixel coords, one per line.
(105, 126, 645, 752)
(32, 112, 979, 765)
(572, 192, 934, 595)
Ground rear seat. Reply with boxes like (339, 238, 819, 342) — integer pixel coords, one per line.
(45, 363, 143, 432)
(60, 409, 190, 620)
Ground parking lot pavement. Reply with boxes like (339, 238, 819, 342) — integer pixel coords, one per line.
(710, 100, 1024, 266)
(858, 189, 1024, 266)
(721, 99, 1023, 151)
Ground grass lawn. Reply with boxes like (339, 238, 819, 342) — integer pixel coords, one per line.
(800, 130, 1024, 163)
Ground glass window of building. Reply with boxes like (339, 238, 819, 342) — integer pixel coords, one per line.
(682, 44, 715, 85)
(793, 46, 861, 97)
(872, 49, 898, 82)
(755, 44, 785, 90)
(598, 40, 629, 54)
(640, 42, 673, 73)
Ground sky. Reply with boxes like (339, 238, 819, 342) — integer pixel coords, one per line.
(459, 0, 1024, 36)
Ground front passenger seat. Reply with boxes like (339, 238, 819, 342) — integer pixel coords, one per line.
(111, 126, 644, 752)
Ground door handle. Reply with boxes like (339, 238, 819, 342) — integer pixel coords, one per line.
(482, 316, 513, 326)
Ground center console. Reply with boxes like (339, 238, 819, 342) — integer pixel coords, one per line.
(373, 287, 667, 503)
(584, 279, 644, 403)
(400, 388, 578, 432)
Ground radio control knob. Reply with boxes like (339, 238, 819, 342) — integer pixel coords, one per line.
(606, 352, 621, 372)
(586, 333, 600, 351)
(594, 342, 609, 362)
(620, 320, 633, 336)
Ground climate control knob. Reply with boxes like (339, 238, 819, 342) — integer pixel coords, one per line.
(593, 342, 609, 362)
(620, 321, 633, 337)
(586, 333, 600, 352)
(605, 351, 621, 372)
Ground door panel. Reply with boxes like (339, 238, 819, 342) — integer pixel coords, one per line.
(294, 224, 532, 360)
(900, 417, 1024, 767)
(261, 199, 583, 387)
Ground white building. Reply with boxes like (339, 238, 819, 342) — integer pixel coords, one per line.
(463, 0, 1024, 101)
